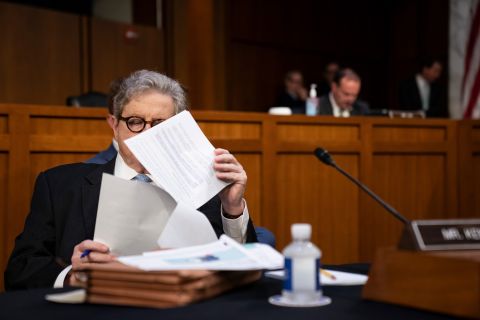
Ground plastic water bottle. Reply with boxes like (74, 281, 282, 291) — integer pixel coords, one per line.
(282, 223, 322, 303)
(305, 84, 318, 116)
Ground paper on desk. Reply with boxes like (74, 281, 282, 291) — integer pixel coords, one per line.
(124, 111, 228, 209)
(118, 235, 284, 271)
(264, 269, 368, 286)
(45, 289, 86, 304)
(94, 173, 217, 256)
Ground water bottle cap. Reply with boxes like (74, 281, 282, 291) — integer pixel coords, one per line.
(291, 223, 312, 240)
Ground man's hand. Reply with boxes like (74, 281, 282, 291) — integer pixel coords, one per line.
(297, 86, 308, 101)
(213, 148, 247, 217)
(68, 240, 116, 286)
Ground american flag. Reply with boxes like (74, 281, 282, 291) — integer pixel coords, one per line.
(462, 1, 480, 118)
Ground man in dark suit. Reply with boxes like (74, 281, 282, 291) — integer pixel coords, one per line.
(5, 70, 257, 290)
(318, 68, 369, 117)
(398, 58, 447, 118)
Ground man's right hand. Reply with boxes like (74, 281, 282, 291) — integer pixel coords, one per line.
(297, 87, 308, 101)
(68, 240, 116, 286)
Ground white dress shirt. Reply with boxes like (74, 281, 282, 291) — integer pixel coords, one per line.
(329, 92, 351, 118)
(54, 153, 250, 288)
(415, 74, 430, 111)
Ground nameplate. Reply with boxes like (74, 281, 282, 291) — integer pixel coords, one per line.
(411, 219, 480, 251)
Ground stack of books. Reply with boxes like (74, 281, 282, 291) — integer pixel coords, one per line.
(83, 261, 262, 308)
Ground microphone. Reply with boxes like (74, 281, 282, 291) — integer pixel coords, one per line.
(314, 148, 410, 225)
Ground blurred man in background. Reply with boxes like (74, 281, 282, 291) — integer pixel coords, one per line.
(318, 62, 340, 95)
(398, 58, 447, 117)
(318, 68, 369, 117)
(274, 70, 308, 114)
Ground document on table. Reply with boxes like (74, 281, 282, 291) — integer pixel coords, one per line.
(118, 235, 284, 271)
(125, 111, 228, 209)
(94, 173, 218, 256)
(264, 269, 368, 286)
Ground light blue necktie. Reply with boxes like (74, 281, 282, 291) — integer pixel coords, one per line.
(132, 174, 152, 183)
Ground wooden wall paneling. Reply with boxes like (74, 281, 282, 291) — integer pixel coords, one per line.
(80, 16, 91, 93)
(262, 118, 278, 243)
(360, 119, 455, 261)
(0, 152, 7, 291)
(275, 153, 359, 264)
(165, 0, 226, 109)
(184, 0, 216, 109)
(471, 154, 480, 216)
(0, 111, 9, 290)
(90, 17, 165, 94)
(358, 118, 374, 262)
(227, 43, 284, 111)
(5, 109, 31, 268)
(366, 154, 447, 251)
(458, 121, 480, 217)
(445, 121, 458, 217)
(0, 2, 82, 105)
(29, 115, 112, 155)
(0, 111, 8, 290)
(0, 113, 8, 150)
(273, 118, 362, 262)
(27, 108, 113, 193)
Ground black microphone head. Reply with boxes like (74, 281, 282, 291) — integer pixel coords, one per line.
(314, 148, 335, 166)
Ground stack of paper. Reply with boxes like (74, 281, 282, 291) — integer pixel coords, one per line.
(84, 261, 261, 308)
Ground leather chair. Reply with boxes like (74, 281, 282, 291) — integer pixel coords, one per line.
(66, 92, 108, 107)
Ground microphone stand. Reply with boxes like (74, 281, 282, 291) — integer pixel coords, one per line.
(314, 148, 410, 225)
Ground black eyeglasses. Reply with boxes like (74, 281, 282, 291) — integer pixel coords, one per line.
(118, 116, 166, 133)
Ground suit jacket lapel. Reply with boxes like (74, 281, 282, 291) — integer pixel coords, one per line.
(81, 157, 116, 239)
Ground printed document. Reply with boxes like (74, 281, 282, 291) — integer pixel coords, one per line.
(94, 174, 218, 256)
(118, 235, 284, 271)
(125, 111, 228, 209)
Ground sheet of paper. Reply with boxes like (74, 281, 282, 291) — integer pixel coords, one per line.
(118, 235, 284, 271)
(158, 202, 218, 248)
(264, 269, 368, 286)
(124, 111, 228, 209)
(45, 289, 86, 304)
(94, 174, 218, 256)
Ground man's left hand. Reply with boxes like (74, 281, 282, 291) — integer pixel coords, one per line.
(213, 148, 246, 217)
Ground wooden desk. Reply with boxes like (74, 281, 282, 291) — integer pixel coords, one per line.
(0, 266, 454, 320)
(0, 104, 477, 291)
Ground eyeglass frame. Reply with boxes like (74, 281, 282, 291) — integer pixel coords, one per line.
(117, 115, 166, 133)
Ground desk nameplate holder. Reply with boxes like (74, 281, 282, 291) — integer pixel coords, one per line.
(313, 149, 480, 318)
(363, 219, 480, 319)
(399, 219, 480, 251)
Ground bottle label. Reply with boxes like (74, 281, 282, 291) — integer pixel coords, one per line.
(284, 258, 293, 291)
(283, 257, 320, 292)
